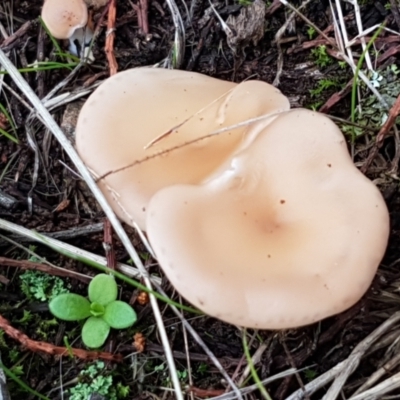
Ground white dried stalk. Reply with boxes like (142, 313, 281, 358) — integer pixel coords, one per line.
(333, 0, 354, 66)
(352, 351, 400, 395)
(164, 0, 185, 68)
(44, 83, 102, 111)
(287, 313, 400, 399)
(0, 217, 162, 285)
(348, 371, 400, 400)
(208, 0, 234, 40)
(322, 311, 400, 400)
(352, 0, 373, 72)
(0, 49, 184, 400)
(279, 0, 389, 109)
(348, 24, 400, 47)
(0, 231, 92, 283)
(209, 368, 297, 400)
(286, 361, 346, 400)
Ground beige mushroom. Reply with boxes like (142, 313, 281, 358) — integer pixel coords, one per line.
(146, 108, 390, 329)
(75, 67, 290, 229)
(41, 0, 88, 39)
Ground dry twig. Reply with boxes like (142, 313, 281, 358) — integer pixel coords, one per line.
(0, 218, 162, 285)
(322, 312, 400, 400)
(105, 0, 118, 75)
(103, 218, 116, 270)
(0, 314, 122, 362)
(0, 256, 91, 283)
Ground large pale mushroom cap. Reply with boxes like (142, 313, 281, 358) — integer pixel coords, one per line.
(146, 109, 390, 329)
(75, 68, 289, 229)
(41, 0, 88, 39)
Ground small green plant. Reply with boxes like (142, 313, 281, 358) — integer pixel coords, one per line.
(311, 45, 333, 68)
(49, 274, 137, 348)
(304, 368, 318, 381)
(0, 103, 18, 144)
(307, 26, 316, 40)
(16, 310, 33, 325)
(196, 362, 208, 375)
(20, 270, 69, 301)
(68, 361, 130, 400)
(309, 78, 341, 97)
(8, 349, 20, 363)
(390, 64, 400, 75)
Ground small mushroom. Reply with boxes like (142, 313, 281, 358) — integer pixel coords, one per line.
(146, 109, 390, 329)
(75, 68, 290, 229)
(41, 0, 88, 40)
(41, 0, 94, 59)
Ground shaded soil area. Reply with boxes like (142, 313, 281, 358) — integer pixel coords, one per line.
(1, 0, 400, 399)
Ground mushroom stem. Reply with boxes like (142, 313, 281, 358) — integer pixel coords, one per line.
(68, 26, 95, 61)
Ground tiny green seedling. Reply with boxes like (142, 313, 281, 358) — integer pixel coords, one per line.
(49, 274, 137, 348)
(311, 45, 333, 68)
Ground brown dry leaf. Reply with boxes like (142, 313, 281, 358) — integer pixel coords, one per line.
(137, 291, 149, 305)
(133, 332, 146, 353)
(84, 0, 109, 8)
(54, 199, 70, 212)
(0, 113, 8, 130)
(226, 0, 266, 54)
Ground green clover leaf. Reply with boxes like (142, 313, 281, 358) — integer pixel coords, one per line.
(88, 274, 118, 305)
(103, 300, 137, 329)
(82, 317, 111, 348)
(49, 293, 91, 321)
(49, 273, 137, 349)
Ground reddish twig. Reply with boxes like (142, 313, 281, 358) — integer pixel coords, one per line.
(138, 0, 149, 35)
(319, 79, 353, 114)
(187, 386, 225, 398)
(0, 256, 91, 283)
(0, 314, 123, 362)
(103, 218, 116, 270)
(265, 0, 282, 16)
(377, 44, 400, 65)
(362, 94, 400, 173)
(0, 21, 32, 50)
(105, 0, 118, 76)
(130, 0, 149, 35)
